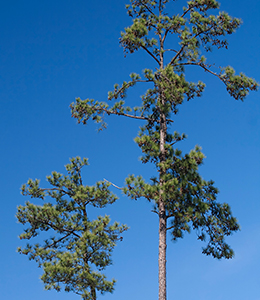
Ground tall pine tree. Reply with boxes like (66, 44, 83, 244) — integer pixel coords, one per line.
(17, 157, 128, 300)
(71, 1, 258, 300)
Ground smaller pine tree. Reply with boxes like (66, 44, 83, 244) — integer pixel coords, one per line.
(17, 157, 128, 300)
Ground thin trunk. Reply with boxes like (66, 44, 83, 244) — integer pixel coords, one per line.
(158, 193, 167, 300)
(158, 3, 168, 299)
(83, 210, 96, 300)
(158, 109, 167, 300)
(158, 18, 167, 298)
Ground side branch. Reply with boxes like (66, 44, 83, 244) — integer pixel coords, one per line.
(137, 0, 156, 18)
(91, 104, 174, 123)
(180, 5, 193, 18)
(164, 49, 178, 53)
(166, 225, 175, 231)
(110, 79, 153, 100)
(178, 62, 224, 82)
(37, 218, 81, 239)
(169, 44, 185, 65)
(169, 25, 215, 65)
(44, 233, 71, 249)
(140, 45, 160, 65)
(103, 179, 123, 190)
(102, 107, 149, 121)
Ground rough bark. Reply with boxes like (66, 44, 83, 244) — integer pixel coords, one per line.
(158, 196, 167, 300)
(158, 111, 167, 300)
(158, 4, 167, 298)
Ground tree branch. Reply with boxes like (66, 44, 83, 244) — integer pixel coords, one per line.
(137, 0, 156, 17)
(44, 233, 71, 249)
(178, 62, 226, 84)
(140, 44, 160, 65)
(37, 218, 81, 239)
(101, 106, 149, 121)
(110, 79, 152, 100)
(166, 225, 175, 231)
(169, 24, 215, 66)
(164, 48, 178, 53)
(169, 44, 185, 65)
(180, 5, 193, 18)
(104, 179, 123, 190)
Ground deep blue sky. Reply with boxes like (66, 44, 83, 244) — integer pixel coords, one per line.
(1, 1, 260, 299)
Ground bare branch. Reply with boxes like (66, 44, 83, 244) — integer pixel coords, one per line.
(166, 225, 175, 231)
(178, 62, 226, 84)
(164, 49, 178, 53)
(169, 44, 185, 65)
(141, 44, 160, 65)
(104, 179, 123, 190)
(180, 5, 193, 18)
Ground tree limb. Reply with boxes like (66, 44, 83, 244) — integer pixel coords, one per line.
(140, 44, 160, 65)
(110, 79, 152, 100)
(178, 62, 226, 84)
(104, 179, 123, 190)
(44, 233, 71, 249)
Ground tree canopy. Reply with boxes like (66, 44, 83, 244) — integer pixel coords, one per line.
(17, 157, 128, 300)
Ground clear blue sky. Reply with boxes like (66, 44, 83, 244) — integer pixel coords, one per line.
(1, 0, 260, 299)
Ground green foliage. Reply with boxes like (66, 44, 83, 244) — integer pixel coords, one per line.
(124, 144, 239, 259)
(70, 0, 258, 261)
(17, 157, 128, 300)
(17, 2, 258, 300)
(71, 0, 257, 131)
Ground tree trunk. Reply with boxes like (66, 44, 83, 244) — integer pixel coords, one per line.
(158, 198, 167, 300)
(158, 5, 167, 298)
(158, 92, 167, 300)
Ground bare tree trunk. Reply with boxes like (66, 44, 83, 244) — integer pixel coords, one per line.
(158, 81, 167, 300)
(158, 2, 167, 298)
(158, 197, 167, 300)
